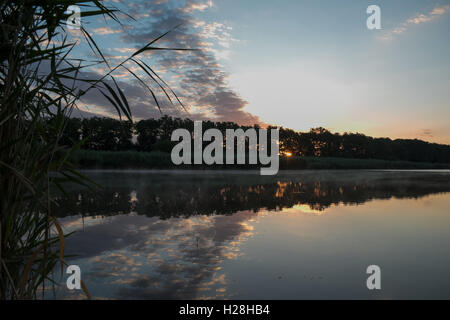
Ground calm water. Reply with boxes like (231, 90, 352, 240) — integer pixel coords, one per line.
(52, 170, 450, 299)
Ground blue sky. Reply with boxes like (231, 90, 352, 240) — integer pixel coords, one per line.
(69, 0, 450, 144)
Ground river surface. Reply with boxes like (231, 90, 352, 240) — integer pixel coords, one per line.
(51, 170, 450, 299)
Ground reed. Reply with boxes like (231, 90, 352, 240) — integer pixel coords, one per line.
(0, 0, 185, 299)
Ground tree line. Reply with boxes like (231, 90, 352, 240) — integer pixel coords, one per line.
(57, 115, 450, 163)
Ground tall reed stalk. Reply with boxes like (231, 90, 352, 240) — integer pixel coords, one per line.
(0, 0, 187, 299)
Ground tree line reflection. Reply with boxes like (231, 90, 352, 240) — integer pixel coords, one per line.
(52, 171, 450, 218)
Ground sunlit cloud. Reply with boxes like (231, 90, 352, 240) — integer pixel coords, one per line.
(112, 47, 136, 54)
(92, 26, 122, 35)
(72, 0, 258, 125)
(420, 128, 433, 138)
(181, 0, 213, 13)
(379, 5, 450, 41)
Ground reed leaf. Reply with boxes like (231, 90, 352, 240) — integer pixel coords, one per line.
(1, 0, 189, 300)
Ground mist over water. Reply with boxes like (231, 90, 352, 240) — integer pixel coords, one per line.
(53, 170, 450, 299)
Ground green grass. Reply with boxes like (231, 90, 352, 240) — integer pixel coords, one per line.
(70, 150, 450, 170)
(71, 150, 173, 169)
(296, 156, 450, 169)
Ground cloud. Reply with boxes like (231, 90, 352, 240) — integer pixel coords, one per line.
(420, 129, 433, 138)
(75, 0, 259, 125)
(112, 47, 136, 54)
(380, 5, 450, 41)
(91, 26, 122, 35)
(181, 1, 211, 13)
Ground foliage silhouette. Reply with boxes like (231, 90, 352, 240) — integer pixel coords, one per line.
(59, 115, 450, 165)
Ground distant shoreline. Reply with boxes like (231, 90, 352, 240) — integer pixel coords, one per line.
(70, 149, 450, 170)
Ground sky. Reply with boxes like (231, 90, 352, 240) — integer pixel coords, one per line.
(67, 0, 450, 144)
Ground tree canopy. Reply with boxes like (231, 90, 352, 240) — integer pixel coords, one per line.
(60, 116, 450, 164)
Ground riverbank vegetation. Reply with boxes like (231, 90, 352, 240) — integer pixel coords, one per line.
(70, 149, 450, 170)
(60, 116, 450, 169)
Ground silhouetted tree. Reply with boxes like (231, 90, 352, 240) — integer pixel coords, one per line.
(135, 118, 160, 151)
(81, 117, 132, 151)
(64, 115, 450, 164)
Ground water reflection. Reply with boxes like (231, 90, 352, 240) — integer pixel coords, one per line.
(53, 170, 450, 299)
(58, 211, 258, 299)
(54, 170, 450, 218)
